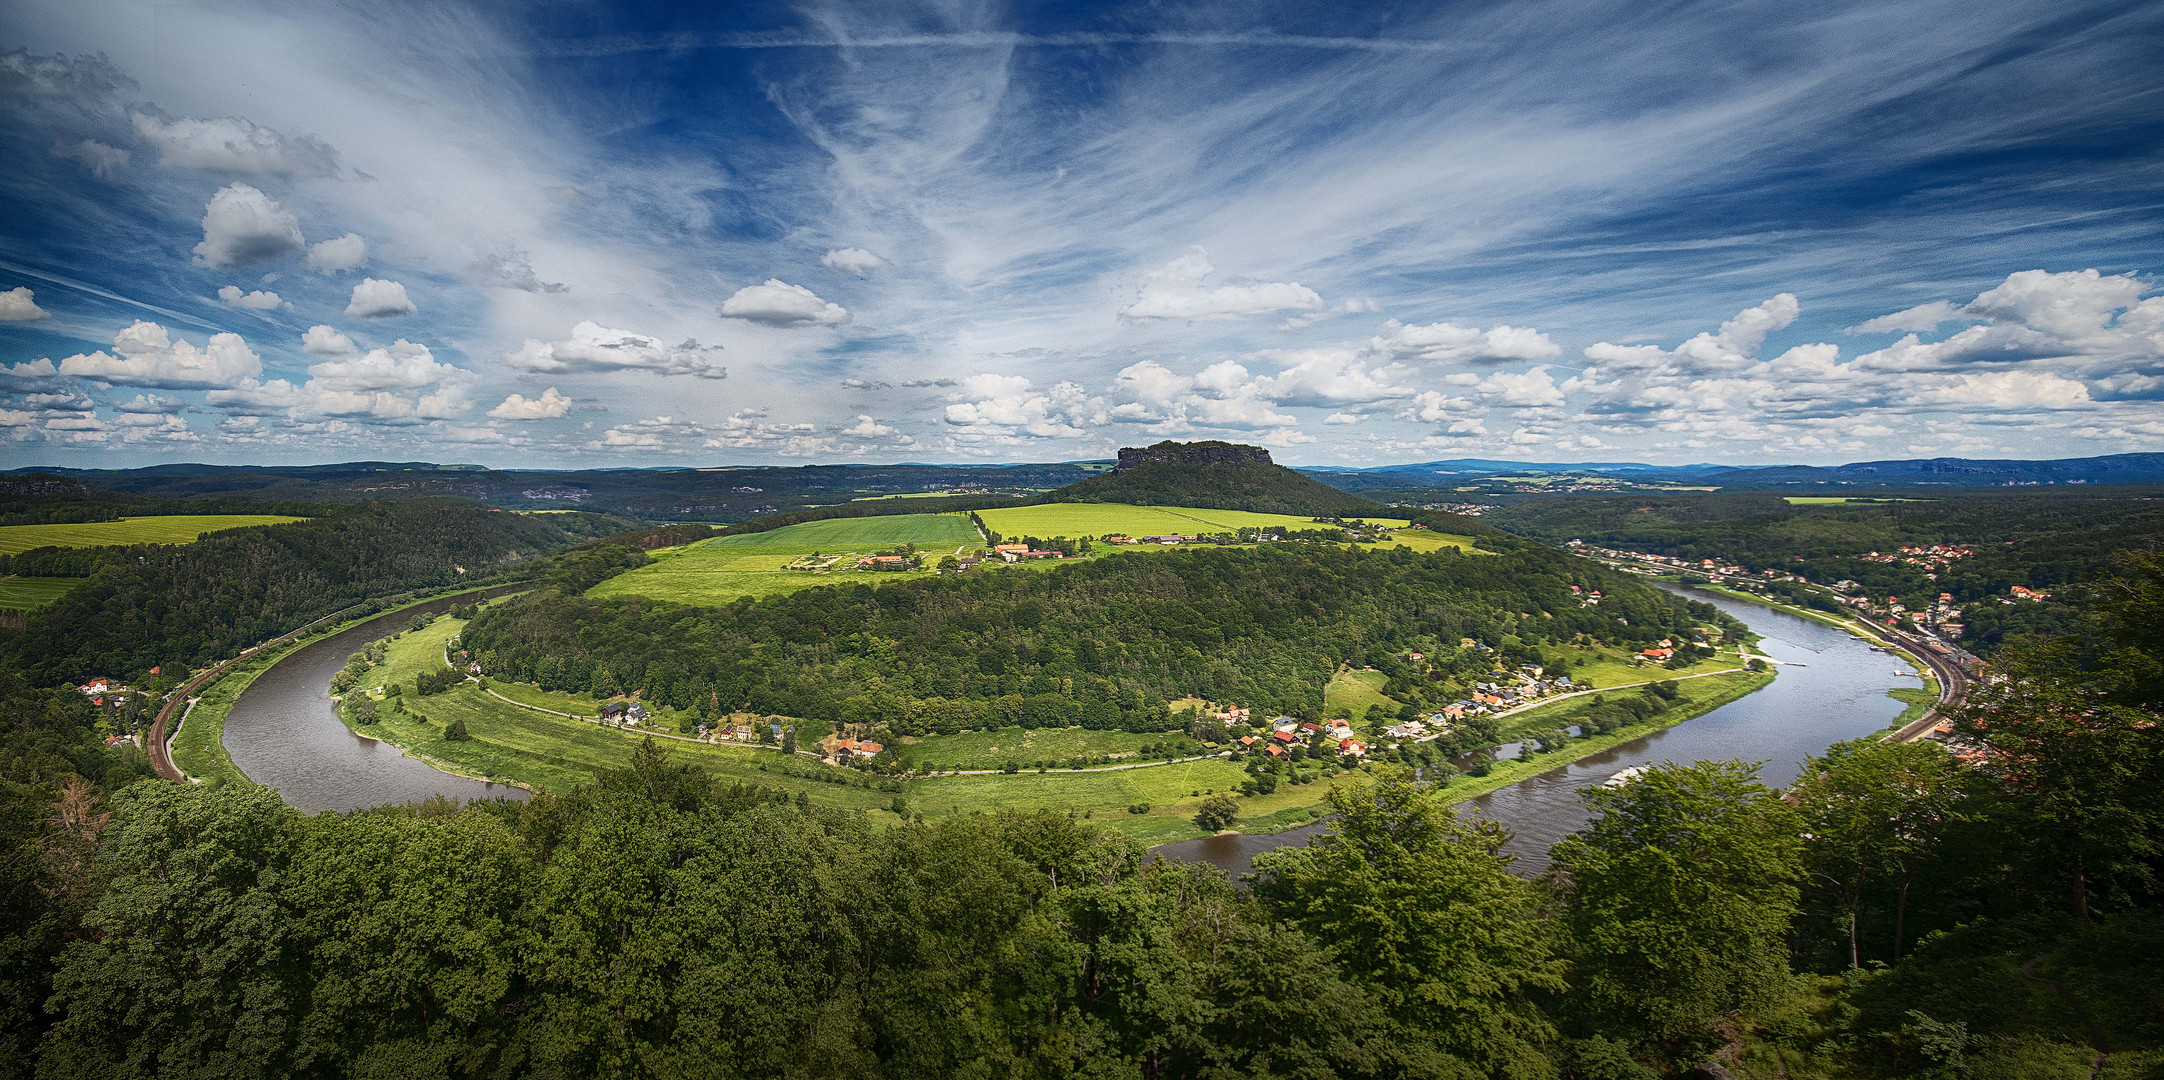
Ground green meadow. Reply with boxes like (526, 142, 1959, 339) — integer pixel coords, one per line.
(589, 512, 978, 605)
(0, 576, 83, 609)
(892, 725, 1198, 771)
(0, 514, 307, 556)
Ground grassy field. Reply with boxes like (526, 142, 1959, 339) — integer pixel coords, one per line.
(0, 514, 306, 556)
(1324, 669, 1396, 716)
(894, 726, 1195, 771)
(0, 576, 82, 608)
(168, 650, 279, 787)
(591, 513, 980, 606)
(909, 755, 1250, 822)
(976, 503, 1412, 539)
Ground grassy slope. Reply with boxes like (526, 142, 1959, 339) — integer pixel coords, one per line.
(0, 576, 83, 608)
(1324, 669, 1396, 715)
(0, 514, 307, 555)
(590, 512, 976, 606)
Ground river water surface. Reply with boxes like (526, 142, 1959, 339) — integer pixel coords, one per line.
(220, 588, 529, 813)
(1156, 587, 1920, 876)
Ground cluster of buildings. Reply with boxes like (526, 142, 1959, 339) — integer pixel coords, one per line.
(1377, 668, 1579, 741)
(829, 737, 886, 762)
(1860, 544, 1974, 570)
(599, 700, 652, 725)
(1103, 534, 1190, 546)
(1233, 715, 1368, 760)
(990, 543, 1067, 562)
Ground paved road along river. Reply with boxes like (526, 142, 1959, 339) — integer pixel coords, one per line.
(220, 590, 529, 812)
(1157, 586, 1923, 876)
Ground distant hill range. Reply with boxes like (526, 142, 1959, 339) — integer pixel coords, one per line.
(1300, 452, 2164, 491)
(1042, 440, 1384, 516)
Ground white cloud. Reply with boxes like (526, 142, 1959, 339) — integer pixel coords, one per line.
(821, 248, 886, 275)
(0, 287, 48, 321)
(1119, 249, 1324, 322)
(306, 340, 464, 392)
(1367, 319, 1562, 364)
(300, 325, 358, 356)
(720, 279, 851, 326)
(471, 249, 566, 293)
(129, 109, 341, 177)
(1963, 269, 2144, 338)
(489, 387, 573, 419)
(1104, 360, 1297, 430)
(944, 375, 1105, 437)
(1917, 370, 2093, 411)
(503, 321, 726, 378)
(1247, 348, 1416, 407)
(193, 183, 305, 269)
(840, 414, 897, 437)
(218, 285, 285, 310)
(1848, 300, 1963, 334)
(1282, 298, 1383, 331)
(51, 321, 262, 390)
(344, 278, 416, 318)
(49, 138, 127, 179)
(306, 233, 369, 274)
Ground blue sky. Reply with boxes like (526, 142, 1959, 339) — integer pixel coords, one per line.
(1, 0, 2161, 469)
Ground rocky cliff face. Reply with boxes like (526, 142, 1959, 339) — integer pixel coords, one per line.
(1114, 441, 1273, 472)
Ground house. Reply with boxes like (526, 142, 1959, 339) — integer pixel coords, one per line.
(992, 543, 1031, 555)
(1299, 722, 1321, 734)
(1141, 534, 1183, 545)
(1238, 735, 1258, 748)
(1338, 739, 1367, 757)
(79, 680, 110, 695)
(1270, 730, 1297, 744)
(1265, 743, 1289, 759)
(1641, 647, 1674, 660)
(957, 557, 983, 569)
(868, 555, 911, 571)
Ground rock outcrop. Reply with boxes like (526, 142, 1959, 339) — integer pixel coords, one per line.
(1114, 441, 1274, 472)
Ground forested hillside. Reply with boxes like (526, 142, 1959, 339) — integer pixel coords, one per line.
(1487, 491, 2164, 652)
(460, 543, 1732, 731)
(1, 501, 633, 684)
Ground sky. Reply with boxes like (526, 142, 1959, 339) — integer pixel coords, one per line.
(1, 0, 2161, 471)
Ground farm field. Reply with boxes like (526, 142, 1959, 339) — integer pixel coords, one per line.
(590, 512, 977, 605)
(0, 576, 82, 609)
(0, 514, 307, 556)
(975, 503, 1417, 539)
(894, 725, 1199, 771)
(908, 755, 1250, 821)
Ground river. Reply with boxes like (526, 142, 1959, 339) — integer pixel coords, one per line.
(219, 589, 530, 813)
(1155, 586, 1920, 876)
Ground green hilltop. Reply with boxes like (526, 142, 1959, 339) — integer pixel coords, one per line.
(1042, 440, 1384, 516)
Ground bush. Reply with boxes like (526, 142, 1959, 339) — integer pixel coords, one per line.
(1128, 803, 1149, 814)
(445, 717, 470, 741)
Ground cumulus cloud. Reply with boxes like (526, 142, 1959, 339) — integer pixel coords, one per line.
(471, 249, 567, 293)
(821, 248, 885, 275)
(49, 321, 262, 390)
(1964, 268, 2144, 338)
(301, 325, 357, 356)
(504, 321, 726, 378)
(839, 414, 898, 437)
(207, 339, 473, 425)
(489, 387, 573, 420)
(344, 278, 415, 318)
(944, 375, 1106, 438)
(0, 287, 48, 321)
(306, 233, 368, 273)
(1105, 360, 1297, 430)
(588, 415, 707, 451)
(1367, 319, 1562, 364)
(193, 183, 304, 269)
(49, 138, 127, 178)
(129, 109, 340, 177)
(115, 393, 186, 414)
(218, 285, 285, 310)
(1119, 249, 1324, 322)
(720, 279, 851, 326)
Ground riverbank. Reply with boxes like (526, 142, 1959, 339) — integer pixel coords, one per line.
(168, 584, 519, 786)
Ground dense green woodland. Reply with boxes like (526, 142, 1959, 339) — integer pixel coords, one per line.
(459, 543, 1731, 732)
(1487, 491, 2164, 652)
(1043, 457, 1383, 516)
(0, 501, 633, 684)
